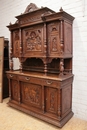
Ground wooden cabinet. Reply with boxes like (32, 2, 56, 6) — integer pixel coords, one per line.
(6, 3, 74, 127)
(3, 39, 9, 98)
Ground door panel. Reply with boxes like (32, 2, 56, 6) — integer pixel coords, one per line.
(45, 86, 58, 115)
(21, 82, 42, 109)
(11, 79, 19, 102)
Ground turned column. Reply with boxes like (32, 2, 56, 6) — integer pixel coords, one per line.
(43, 23, 47, 75)
(19, 28, 23, 72)
(60, 20, 64, 54)
(60, 58, 64, 76)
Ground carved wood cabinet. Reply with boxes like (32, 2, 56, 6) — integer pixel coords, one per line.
(6, 3, 74, 127)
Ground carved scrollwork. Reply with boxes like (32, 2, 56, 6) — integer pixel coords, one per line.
(24, 3, 39, 13)
(50, 91, 55, 110)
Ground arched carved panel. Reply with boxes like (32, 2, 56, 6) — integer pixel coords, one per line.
(47, 22, 60, 56)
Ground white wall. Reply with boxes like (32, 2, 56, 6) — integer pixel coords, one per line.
(0, 0, 87, 121)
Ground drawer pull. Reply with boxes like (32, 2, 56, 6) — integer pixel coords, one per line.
(46, 80, 52, 85)
(10, 74, 13, 77)
(25, 77, 30, 80)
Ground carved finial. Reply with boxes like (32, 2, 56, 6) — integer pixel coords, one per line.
(9, 22, 12, 25)
(24, 3, 39, 13)
(41, 6, 44, 8)
(59, 7, 63, 12)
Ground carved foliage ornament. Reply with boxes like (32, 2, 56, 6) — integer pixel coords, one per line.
(25, 29, 42, 51)
(14, 31, 19, 55)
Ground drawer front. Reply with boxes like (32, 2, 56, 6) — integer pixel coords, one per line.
(18, 75, 42, 85)
(7, 74, 17, 80)
(43, 79, 58, 87)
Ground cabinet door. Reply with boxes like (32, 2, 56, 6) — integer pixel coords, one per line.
(22, 25, 44, 57)
(11, 79, 19, 102)
(21, 82, 42, 109)
(47, 21, 60, 57)
(45, 86, 58, 116)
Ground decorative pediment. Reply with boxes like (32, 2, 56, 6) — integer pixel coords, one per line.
(24, 3, 39, 13)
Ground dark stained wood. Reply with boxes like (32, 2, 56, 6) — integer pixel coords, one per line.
(6, 3, 74, 128)
(3, 38, 9, 99)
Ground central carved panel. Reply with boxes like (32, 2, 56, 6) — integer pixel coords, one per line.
(21, 82, 42, 108)
(23, 25, 43, 54)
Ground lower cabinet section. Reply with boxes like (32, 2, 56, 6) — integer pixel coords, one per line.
(7, 72, 73, 128)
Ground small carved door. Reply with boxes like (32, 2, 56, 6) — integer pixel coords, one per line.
(0, 37, 4, 102)
(45, 86, 58, 116)
(11, 80, 19, 102)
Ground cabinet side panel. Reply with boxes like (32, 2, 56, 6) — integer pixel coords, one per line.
(64, 22, 72, 55)
(62, 85, 72, 115)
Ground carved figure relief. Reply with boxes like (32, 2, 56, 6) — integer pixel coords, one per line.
(24, 29, 42, 51)
(22, 83, 41, 107)
(52, 37, 58, 52)
(47, 22, 59, 54)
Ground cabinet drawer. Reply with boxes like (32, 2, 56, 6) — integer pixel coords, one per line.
(43, 79, 58, 87)
(18, 75, 42, 85)
(7, 74, 17, 80)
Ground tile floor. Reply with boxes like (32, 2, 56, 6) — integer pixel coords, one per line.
(0, 98, 87, 130)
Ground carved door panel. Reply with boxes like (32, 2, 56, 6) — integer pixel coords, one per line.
(47, 21, 60, 57)
(13, 30, 20, 57)
(21, 82, 42, 109)
(11, 79, 19, 102)
(45, 86, 58, 116)
(22, 25, 44, 57)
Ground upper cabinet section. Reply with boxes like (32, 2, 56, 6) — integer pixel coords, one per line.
(7, 3, 74, 59)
